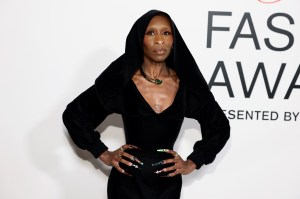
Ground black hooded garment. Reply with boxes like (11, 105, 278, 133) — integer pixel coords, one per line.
(63, 10, 230, 199)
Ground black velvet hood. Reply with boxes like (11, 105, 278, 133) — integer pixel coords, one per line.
(95, 10, 210, 107)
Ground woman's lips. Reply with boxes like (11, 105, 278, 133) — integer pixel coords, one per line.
(153, 48, 167, 55)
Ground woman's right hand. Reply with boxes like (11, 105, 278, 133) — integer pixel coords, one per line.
(99, 144, 142, 176)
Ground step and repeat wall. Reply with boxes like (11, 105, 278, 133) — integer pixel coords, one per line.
(0, 0, 299, 198)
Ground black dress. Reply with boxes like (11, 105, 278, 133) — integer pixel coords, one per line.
(62, 9, 230, 199)
(63, 79, 229, 199)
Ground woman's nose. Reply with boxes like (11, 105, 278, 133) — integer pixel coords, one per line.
(154, 35, 164, 45)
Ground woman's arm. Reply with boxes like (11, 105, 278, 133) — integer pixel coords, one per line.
(62, 85, 112, 158)
(187, 93, 230, 169)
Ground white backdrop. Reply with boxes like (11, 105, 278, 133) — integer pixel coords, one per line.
(1, 0, 299, 198)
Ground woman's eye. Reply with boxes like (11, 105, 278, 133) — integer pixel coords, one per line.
(163, 31, 172, 35)
(145, 31, 156, 36)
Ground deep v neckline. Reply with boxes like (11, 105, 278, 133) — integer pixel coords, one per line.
(130, 79, 181, 115)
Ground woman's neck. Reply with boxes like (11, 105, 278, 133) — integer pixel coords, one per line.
(141, 61, 169, 78)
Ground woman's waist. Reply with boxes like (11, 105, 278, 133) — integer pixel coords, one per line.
(125, 138, 176, 151)
(124, 148, 173, 159)
(120, 148, 176, 179)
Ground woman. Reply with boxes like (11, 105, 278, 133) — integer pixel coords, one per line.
(63, 10, 230, 199)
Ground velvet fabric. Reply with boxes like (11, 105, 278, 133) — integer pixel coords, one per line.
(62, 9, 230, 199)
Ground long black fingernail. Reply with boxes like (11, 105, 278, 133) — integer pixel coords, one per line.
(152, 161, 164, 166)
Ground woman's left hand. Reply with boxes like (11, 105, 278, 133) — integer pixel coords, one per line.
(156, 149, 196, 177)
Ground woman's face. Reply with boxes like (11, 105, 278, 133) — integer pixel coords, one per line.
(143, 15, 173, 63)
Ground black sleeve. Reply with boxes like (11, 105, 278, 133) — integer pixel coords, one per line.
(186, 93, 230, 169)
(62, 85, 112, 158)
